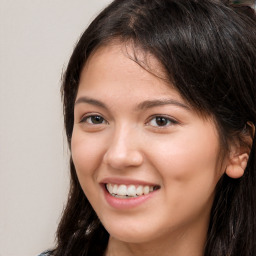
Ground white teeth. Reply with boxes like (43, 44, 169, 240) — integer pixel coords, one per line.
(108, 184, 113, 194)
(106, 183, 158, 198)
(117, 185, 127, 196)
(113, 184, 118, 194)
(136, 185, 143, 196)
(127, 185, 136, 197)
(143, 186, 149, 194)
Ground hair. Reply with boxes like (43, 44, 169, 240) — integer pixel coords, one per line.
(48, 0, 256, 255)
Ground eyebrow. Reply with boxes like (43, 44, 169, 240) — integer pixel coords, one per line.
(75, 96, 107, 109)
(75, 96, 190, 111)
(136, 99, 190, 110)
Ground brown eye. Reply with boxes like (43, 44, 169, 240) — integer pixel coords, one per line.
(155, 117, 169, 126)
(81, 115, 106, 124)
(148, 116, 177, 127)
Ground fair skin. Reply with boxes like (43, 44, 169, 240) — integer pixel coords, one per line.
(71, 43, 247, 256)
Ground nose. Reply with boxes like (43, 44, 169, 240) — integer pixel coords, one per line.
(103, 126, 144, 170)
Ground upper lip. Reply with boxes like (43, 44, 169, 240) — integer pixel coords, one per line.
(100, 177, 159, 186)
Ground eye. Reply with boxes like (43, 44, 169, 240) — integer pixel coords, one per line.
(80, 115, 107, 125)
(147, 116, 177, 127)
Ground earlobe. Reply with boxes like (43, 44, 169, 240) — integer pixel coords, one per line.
(225, 153, 249, 179)
(225, 122, 255, 179)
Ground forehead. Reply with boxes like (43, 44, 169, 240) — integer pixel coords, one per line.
(78, 43, 180, 99)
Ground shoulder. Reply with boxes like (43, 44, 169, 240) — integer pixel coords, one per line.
(38, 249, 54, 256)
(38, 252, 50, 256)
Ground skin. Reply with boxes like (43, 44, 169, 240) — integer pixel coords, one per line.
(71, 43, 230, 256)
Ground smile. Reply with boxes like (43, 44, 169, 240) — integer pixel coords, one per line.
(105, 183, 160, 198)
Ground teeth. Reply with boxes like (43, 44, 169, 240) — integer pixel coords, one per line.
(113, 184, 118, 194)
(117, 185, 127, 196)
(136, 185, 143, 196)
(143, 186, 149, 194)
(106, 183, 158, 198)
(127, 185, 136, 197)
(108, 184, 113, 194)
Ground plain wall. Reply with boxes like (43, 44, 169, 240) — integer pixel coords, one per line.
(0, 1, 111, 256)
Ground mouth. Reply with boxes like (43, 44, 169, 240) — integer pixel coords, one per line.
(105, 183, 161, 199)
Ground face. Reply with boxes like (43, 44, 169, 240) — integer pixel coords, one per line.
(71, 44, 225, 245)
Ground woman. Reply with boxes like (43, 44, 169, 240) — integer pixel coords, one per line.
(41, 0, 256, 255)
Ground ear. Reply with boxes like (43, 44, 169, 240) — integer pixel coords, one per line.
(225, 152, 249, 179)
(225, 122, 255, 179)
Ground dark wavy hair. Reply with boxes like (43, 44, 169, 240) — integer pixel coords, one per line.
(48, 0, 256, 255)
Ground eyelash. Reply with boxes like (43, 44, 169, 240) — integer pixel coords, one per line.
(80, 114, 108, 125)
(79, 114, 178, 128)
(146, 115, 178, 128)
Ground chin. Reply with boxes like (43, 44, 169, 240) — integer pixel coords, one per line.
(109, 231, 153, 243)
(103, 221, 162, 244)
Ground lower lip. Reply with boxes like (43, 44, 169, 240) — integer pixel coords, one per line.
(102, 185, 158, 210)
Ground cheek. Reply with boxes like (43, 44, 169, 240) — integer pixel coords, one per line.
(145, 130, 222, 227)
(148, 124, 222, 208)
(71, 131, 108, 209)
(153, 124, 221, 180)
(71, 131, 105, 185)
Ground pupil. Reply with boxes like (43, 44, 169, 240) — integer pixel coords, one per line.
(156, 117, 167, 126)
(92, 116, 103, 124)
